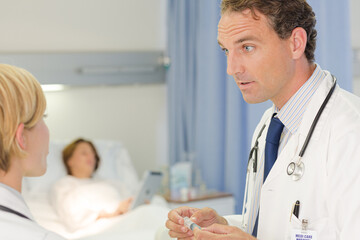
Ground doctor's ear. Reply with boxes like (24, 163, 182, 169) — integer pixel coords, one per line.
(289, 27, 307, 60)
(15, 123, 26, 150)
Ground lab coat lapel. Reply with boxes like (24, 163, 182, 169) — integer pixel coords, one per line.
(257, 116, 271, 177)
(262, 72, 336, 186)
(242, 110, 271, 234)
(0, 184, 34, 221)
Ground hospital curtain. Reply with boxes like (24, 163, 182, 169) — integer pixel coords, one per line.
(167, 0, 352, 214)
(167, 0, 270, 213)
(309, 0, 353, 91)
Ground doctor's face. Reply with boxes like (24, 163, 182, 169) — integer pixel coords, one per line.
(68, 142, 97, 178)
(217, 10, 296, 108)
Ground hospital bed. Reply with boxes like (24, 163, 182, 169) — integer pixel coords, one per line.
(22, 139, 171, 240)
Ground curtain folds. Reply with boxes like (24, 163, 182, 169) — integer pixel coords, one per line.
(309, 0, 352, 91)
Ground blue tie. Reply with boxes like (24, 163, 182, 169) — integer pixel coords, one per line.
(252, 114, 284, 237)
(264, 115, 284, 180)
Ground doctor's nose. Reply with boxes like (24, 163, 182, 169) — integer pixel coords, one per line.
(226, 53, 245, 76)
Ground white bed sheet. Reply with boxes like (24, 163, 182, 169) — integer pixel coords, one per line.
(25, 193, 171, 240)
(21, 139, 172, 240)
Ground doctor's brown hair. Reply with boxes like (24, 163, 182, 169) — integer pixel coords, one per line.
(0, 64, 46, 172)
(220, 0, 317, 62)
(62, 138, 100, 175)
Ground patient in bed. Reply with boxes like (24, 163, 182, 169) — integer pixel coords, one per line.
(50, 138, 133, 232)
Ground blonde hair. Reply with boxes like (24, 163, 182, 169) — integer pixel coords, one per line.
(0, 64, 46, 172)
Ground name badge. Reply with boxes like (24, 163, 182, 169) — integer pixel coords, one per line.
(291, 229, 317, 240)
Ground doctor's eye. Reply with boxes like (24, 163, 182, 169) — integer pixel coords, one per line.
(244, 45, 255, 52)
(221, 48, 229, 56)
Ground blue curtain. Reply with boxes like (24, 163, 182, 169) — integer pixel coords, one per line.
(309, 0, 353, 91)
(167, 0, 352, 214)
(167, 0, 198, 166)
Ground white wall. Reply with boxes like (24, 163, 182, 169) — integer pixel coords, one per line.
(350, 0, 360, 95)
(44, 84, 167, 177)
(0, 0, 167, 177)
(350, 0, 360, 49)
(0, 0, 166, 51)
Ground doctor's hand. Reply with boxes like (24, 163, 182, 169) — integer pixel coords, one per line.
(193, 223, 257, 240)
(165, 206, 228, 239)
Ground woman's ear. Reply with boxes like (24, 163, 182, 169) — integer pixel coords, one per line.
(15, 123, 26, 150)
(290, 27, 307, 60)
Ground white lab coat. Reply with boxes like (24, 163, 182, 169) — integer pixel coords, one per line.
(226, 72, 360, 239)
(0, 183, 65, 240)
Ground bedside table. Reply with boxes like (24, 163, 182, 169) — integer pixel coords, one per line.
(165, 192, 235, 216)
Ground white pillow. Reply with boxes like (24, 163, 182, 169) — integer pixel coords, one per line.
(23, 139, 139, 196)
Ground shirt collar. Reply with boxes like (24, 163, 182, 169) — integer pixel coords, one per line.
(272, 64, 326, 134)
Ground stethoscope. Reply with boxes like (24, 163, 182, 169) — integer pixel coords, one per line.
(241, 76, 337, 231)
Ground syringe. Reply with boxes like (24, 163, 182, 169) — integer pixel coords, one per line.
(183, 217, 201, 231)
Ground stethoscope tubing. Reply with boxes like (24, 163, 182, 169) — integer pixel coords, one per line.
(242, 76, 337, 230)
(298, 76, 337, 157)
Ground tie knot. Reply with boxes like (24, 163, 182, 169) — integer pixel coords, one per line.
(266, 116, 284, 145)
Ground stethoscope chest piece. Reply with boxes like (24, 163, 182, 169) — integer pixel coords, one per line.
(287, 160, 305, 181)
(285, 76, 337, 181)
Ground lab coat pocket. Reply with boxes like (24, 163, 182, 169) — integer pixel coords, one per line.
(285, 216, 336, 240)
(285, 214, 302, 240)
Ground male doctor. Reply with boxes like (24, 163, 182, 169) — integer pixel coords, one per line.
(166, 0, 360, 239)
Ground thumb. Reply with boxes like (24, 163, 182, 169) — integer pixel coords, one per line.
(190, 207, 219, 227)
(191, 207, 214, 221)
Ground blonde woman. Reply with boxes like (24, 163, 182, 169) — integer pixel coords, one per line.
(0, 64, 65, 239)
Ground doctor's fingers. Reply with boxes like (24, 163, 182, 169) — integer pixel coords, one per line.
(191, 208, 226, 227)
(167, 223, 194, 239)
(166, 219, 188, 233)
(195, 224, 255, 240)
(193, 228, 227, 240)
(168, 207, 200, 224)
(203, 223, 238, 234)
(168, 230, 194, 240)
(193, 229, 237, 240)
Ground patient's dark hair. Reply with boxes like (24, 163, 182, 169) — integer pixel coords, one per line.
(62, 138, 100, 175)
(220, 0, 317, 62)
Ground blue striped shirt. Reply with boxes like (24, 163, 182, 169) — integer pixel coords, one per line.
(275, 64, 326, 152)
(247, 64, 326, 234)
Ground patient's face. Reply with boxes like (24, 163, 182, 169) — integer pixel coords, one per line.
(68, 142, 97, 178)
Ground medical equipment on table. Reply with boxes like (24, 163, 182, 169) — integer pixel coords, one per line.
(183, 217, 201, 231)
(241, 75, 337, 230)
